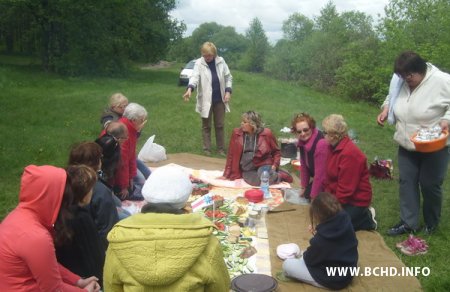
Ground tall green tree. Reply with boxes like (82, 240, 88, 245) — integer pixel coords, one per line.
(379, 0, 450, 71)
(241, 17, 269, 72)
(173, 22, 248, 68)
(0, 0, 185, 75)
(282, 13, 314, 42)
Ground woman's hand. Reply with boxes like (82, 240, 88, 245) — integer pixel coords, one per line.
(119, 188, 129, 200)
(377, 106, 389, 126)
(137, 119, 147, 131)
(183, 88, 192, 101)
(440, 120, 449, 132)
(76, 277, 100, 292)
(308, 224, 316, 236)
(298, 187, 305, 198)
(224, 92, 231, 103)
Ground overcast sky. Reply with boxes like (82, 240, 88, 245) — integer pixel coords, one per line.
(170, 0, 391, 43)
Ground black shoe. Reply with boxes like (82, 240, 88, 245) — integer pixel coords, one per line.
(423, 225, 437, 235)
(387, 222, 415, 236)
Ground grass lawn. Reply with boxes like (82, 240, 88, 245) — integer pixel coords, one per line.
(1, 58, 449, 290)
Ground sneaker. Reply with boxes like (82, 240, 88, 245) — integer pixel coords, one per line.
(368, 206, 377, 230)
(387, 222, 416, 236)
(217, 149, 226, 156)
(423, 225, 437, 235)
(203, 149, 211, 156)
(400, 236, 428, 256)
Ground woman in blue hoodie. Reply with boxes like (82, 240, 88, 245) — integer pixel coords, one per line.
(282, 192, 358, 289)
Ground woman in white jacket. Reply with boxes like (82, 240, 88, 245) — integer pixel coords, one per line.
(377, 51, 450, 239)
(183, 42, 233, 156)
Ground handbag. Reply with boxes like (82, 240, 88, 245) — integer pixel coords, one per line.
(369, 159, 393, 180)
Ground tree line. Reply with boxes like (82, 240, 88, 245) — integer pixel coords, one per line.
(1, 0, 449, 103)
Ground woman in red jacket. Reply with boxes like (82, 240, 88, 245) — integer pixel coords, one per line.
(112, 103, 148, 201)
(221, 111, 292, 186)
(322, 114, 377, 231)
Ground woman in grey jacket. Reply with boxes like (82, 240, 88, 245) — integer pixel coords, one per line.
(183, 42, 233, 156)
(377, 51, 450, 238)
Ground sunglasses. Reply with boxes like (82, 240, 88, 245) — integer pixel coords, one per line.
(296, 128, 310, 134)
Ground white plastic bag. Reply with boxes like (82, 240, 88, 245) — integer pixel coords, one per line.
(138, 135, 167, 162)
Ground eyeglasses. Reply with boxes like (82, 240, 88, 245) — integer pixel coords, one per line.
(296, 128, 310, 134)
(398, 72, 416, 80)
(113, 135, 128, 141)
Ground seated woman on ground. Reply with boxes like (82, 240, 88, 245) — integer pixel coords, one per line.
(112, 103, 148, 201)
(67, 141, 120, 246)
(104, 167, 230, 292)
(100, 93, 151, 180)
(95, 122, 132, 220)
(291, 112, 330, 200)
(282, 192, 358, 290)
(322, 114, 377, 231)
(220, 110, 293, 186)
(0, 165, 100, 292)
(54, 165, 105, 288)
(100, 93, 129, 129)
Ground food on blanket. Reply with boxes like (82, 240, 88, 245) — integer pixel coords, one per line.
(227, 234, 239, 243)
(244, 189, 264, 203)
(229, 224, 241, 237)
(205, 210, 227, 219)
(240, 246, 257, 259)
(232, 205, 247, 216)
(202, 196, 257, 278)
(241, 227, 256, 237)
(189, 175, 206, 184)
(214, 221, 226, 231)
(204, 195, 224, 209)
(190, 175, 212, 196)
(248, 210, 260, 220)
(235, 196, 249, 205)
(191, 184, 212, 196)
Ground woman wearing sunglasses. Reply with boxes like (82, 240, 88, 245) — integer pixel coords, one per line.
(291, 113, 330, 200)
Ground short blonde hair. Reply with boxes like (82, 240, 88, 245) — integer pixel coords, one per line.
(322, 114, 348, 141)
(109, 93, 128, 108)
(200, 42, 217, 57)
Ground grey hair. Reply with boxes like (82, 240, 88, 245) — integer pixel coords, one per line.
(242, 110, 264, 132)
(123, 103, 147, 121)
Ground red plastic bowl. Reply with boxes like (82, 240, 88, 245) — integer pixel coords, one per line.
(410, 130, 448, 153)
(291, 159, 301, 171)
(244, 189, 264, 203)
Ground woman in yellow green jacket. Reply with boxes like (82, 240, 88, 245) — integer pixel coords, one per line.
(103, 167, 230, 291)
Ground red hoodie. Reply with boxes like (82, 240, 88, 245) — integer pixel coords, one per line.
(0, 165, 84, 291)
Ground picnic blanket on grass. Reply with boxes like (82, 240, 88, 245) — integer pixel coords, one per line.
(145, 153, 422, 291)
(146, 153, 290, 189)
(266, 202, 422, 291)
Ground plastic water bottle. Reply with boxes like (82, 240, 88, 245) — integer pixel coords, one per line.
(260, 170, 271, 199)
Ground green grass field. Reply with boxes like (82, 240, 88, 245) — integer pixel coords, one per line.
(1, 59, 449, 290)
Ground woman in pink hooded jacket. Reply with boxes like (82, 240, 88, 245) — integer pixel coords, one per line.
(0, 165, 99, 291)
